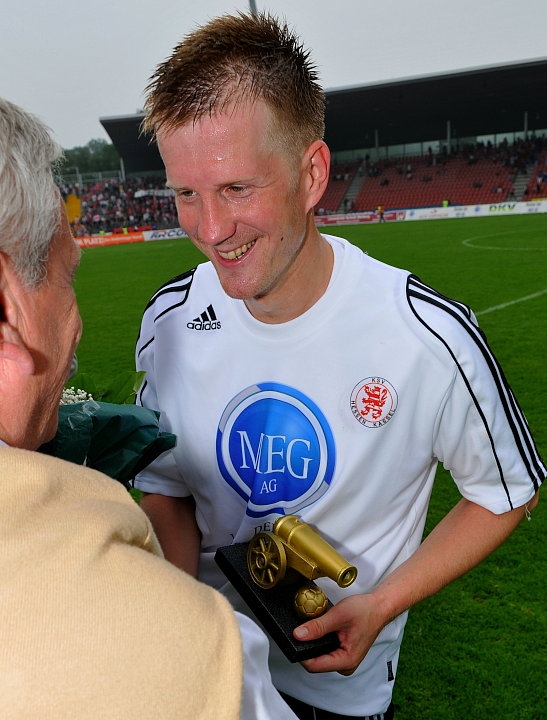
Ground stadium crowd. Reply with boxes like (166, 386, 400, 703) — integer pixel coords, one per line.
(359, 135, 544, 182)
(59, 176, 178, 236)
(60, 136, 546, 234)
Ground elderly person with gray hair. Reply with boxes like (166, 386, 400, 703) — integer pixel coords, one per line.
(0, 97, 296, 720)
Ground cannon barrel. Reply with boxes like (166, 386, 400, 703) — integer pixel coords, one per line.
(273, 515, 357, 588)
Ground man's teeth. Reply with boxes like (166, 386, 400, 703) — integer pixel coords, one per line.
(219, 240, 255, 260)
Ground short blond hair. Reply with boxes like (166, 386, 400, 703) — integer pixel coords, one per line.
(143, 12, 325, 157)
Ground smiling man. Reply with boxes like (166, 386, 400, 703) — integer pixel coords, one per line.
(135, 12, 544, 720)
(157, 98, 332, 323)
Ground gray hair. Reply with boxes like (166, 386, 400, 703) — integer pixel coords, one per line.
(0, 97, 64, 286)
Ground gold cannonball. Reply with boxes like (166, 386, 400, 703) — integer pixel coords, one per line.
(293, 584, 329, 619)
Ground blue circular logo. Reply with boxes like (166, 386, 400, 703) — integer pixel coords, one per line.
(216, 383, 335, 517)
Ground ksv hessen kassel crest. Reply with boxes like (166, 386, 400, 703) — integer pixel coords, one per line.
(216, 383, 336, 518)
(351, 377, 398, 427)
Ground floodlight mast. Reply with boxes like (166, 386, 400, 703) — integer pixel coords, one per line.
(249, 0, 258, 15)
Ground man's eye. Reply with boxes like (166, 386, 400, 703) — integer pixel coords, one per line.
(229, 185, 247, 193)
(176, 189, 195, 199)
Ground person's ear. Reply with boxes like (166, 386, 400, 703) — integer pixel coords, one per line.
(303, 140, 330, 213)
(0, 252, 35, 377)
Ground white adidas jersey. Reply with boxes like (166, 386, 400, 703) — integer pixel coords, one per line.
(135, 234, 544, 715)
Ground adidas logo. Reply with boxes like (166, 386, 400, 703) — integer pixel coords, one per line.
(187, 304, 221, 331)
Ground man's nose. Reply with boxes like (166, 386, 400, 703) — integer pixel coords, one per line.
(197, 196, 236, 245)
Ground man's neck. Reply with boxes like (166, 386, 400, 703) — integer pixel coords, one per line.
(244, 231, 334, 324)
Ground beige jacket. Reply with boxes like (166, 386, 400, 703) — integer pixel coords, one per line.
(0, 447, 242, 719)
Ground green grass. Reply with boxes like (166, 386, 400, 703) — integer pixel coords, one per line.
(73, 239, 203, 379)
(73, 214, 546, 719)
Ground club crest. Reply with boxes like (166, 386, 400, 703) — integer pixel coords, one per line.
(350, 377, 398, 428)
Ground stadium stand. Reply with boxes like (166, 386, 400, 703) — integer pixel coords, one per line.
(524, 148, 547, 199)
(59, 176, 177, 236)
(60, 139, 545, 235)
(316, 161, 361, 214)
(352, 155, 515, 211)
(316, 137, 546, 213)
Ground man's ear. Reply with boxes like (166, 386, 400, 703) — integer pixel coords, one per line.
(303, 140, 331, 213)
(0, 252, 34, 376)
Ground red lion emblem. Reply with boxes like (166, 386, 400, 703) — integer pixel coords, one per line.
(351, 378, 398, 427)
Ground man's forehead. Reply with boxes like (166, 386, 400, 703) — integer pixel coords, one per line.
(157, 97, 273, 141)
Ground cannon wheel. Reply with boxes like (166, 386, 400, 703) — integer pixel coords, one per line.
(247, 532, 287, 589)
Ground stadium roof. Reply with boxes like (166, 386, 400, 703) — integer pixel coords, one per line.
(101, 58, 547, 174)
(100, 114, 164, 175)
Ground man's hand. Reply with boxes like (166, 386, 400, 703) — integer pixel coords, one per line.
(293, 594, 385, 675)
(293, 495, 539, 675)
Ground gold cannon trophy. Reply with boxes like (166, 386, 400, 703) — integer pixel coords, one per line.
(215, 515, 357, 662)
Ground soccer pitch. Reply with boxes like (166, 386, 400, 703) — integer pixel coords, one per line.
(73, 213, 545, 719)
(74, 212, 546, 450)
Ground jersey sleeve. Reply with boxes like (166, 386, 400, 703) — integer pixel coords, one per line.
(133, 275, 193, 498)
(408, 277, 545, 514)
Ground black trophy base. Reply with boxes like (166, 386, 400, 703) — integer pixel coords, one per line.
(215, 542, 340, 663)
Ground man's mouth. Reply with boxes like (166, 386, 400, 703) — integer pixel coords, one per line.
(218, 240, 256, 260)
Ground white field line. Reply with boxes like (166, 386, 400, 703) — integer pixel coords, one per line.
(476, 289, 547, 316)
(462, 230, 547, 252)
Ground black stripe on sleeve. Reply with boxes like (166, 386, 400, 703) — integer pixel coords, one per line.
(135, 268, 196, 359)
(407, 275, 544, 500)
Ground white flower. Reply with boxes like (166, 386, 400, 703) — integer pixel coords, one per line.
(60, 387, 94, 405)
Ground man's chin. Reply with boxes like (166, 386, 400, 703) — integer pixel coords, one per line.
(219, 281, 256, 301)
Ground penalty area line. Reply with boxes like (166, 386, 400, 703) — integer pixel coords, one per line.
(476, 288, 547, 316)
